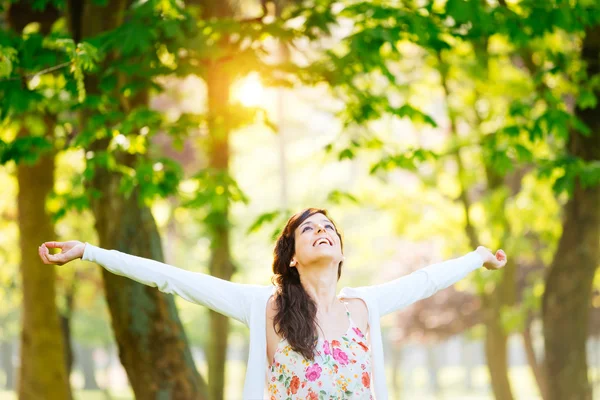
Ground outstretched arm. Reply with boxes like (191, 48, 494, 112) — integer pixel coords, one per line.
(38, 241, 264, 326)
(360, 246, 506, 317)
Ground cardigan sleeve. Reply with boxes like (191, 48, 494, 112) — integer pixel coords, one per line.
(82, 243, 263, 326)
(360, 251, 484, 317)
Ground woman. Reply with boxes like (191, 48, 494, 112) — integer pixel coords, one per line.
(38, 207, 506, 399)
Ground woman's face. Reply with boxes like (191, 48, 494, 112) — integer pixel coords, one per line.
(292, 213, 343, 268)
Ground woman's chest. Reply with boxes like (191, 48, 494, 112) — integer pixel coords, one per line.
(268, 329, 373, 399)
(265, 298, 369, 367)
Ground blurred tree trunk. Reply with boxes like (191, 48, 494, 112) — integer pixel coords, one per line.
(87, 148, 207, 396)
(205, 61, 234, 400)
(481, 160, 515, 400)
(91, 182, 206, 398)
(390, 344, 402, 400)
(75, 343, 99, 390)
(16, 124, 72, 400)
(0, 340, 14, 390)
(66, 0, 207, 397)
(542, 26, 600, 400)
(201, 3, 236, 399)
(275, 5, 290, 211)
(425, 344, 440, 396)
(461, 336, 474, 391)
(8, 3, 71, 398)
(523, 316, 548, 400)
(60, 282, 76, 375)
(439, 44, 516, 400)
(481, 292, 513, 400)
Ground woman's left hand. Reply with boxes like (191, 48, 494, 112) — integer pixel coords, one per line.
(475, 246, 507, 270)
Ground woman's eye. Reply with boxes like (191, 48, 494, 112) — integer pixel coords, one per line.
(326, 225, 334, 230)
(302, 226, 312, 232)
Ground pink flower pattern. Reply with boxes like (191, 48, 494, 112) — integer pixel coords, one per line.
(305, 364, 322, 381)
(333, 348, 349, 365)
(268, 304, 373, 399)
(352, 327, 364, 338)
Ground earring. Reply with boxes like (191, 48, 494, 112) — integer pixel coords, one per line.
(290, 260, 296, 267)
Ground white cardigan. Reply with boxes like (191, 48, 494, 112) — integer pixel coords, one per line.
(82, 243, 483, 399)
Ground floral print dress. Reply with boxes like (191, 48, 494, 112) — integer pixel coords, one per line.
(267, 301, 373, 400)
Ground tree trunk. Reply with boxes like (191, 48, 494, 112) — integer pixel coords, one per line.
(479, 215, 515, 400)
(205, 62, 235, 400)
(76, 343, 99, 390)
(542, 26, 600, 400)
(461, 336, 474, 391)
(425, 344, 440, 396)
(196, 2, 238, 397)
(390, 344, 402, 400)
(65, 0, 207, 396)
(91, 183, 207, 398)
(16, 126, 72, 400)
(482, 296, 513, 400)
(61, 285, 76, 375)
(522, 316, 548, 400)
(439, 44, 516, 400)
(7, 2, 71, 398)
(0, 340, 14, 390)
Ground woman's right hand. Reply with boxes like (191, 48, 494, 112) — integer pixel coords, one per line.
(38, 241, 86, 266)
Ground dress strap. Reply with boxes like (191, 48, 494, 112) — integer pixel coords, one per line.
(341, 300, 352, 319)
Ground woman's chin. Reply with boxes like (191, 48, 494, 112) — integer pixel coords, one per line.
(305, 252, 341, 266)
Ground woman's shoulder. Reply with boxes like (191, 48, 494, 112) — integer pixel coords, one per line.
(341, 297, 367, 311)
(340, 298, 369, 333)
(341, 297, 368, 317)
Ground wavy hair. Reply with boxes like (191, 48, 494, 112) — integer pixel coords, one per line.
(271, 208, 344, 360)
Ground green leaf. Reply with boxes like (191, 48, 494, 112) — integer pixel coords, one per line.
(326, 190, 359, 205)
(571, 115, 591, 136)
(0, 136, 52, 165)
(514, 144, 533, 162)
(490, 151, 513, 175)
(577, 89, 597, 110)
(580, 161, 600, 189)
(502, 125, 521, 138)
(247, 211, 282, 234)
(389, 105, 437, 127)
(446, 0, 475, 25)
(338, 148, 354, 161)
(0, 47, 17, 78)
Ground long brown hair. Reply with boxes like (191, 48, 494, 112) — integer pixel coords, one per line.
(271, 208, 344, 360)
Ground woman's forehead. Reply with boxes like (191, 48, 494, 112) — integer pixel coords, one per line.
(297, 214, 332, 229)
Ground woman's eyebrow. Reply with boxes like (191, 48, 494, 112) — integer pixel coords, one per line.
(299, 219, 332, 229)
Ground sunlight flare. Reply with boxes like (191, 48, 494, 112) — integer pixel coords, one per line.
(232, 72, 265, 107)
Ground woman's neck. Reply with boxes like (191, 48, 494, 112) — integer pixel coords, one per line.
(299, 266, 340, 313)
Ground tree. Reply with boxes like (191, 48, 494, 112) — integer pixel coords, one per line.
(542, 25, 600, 400)
(5, 1, 72, 397)
(65, 0, 208, 395)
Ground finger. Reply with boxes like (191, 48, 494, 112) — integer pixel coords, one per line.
(44, 241, 64, 249)
(42, 244, 62, 265)
(39, 246, 52, 264)
(38, 246, 48, 264)
(46, 251, 64, 264)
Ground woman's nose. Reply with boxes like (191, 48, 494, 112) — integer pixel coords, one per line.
(316, 224, 325, 233)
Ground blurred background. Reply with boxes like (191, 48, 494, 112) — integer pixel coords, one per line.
(1, 0, 599, 399)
